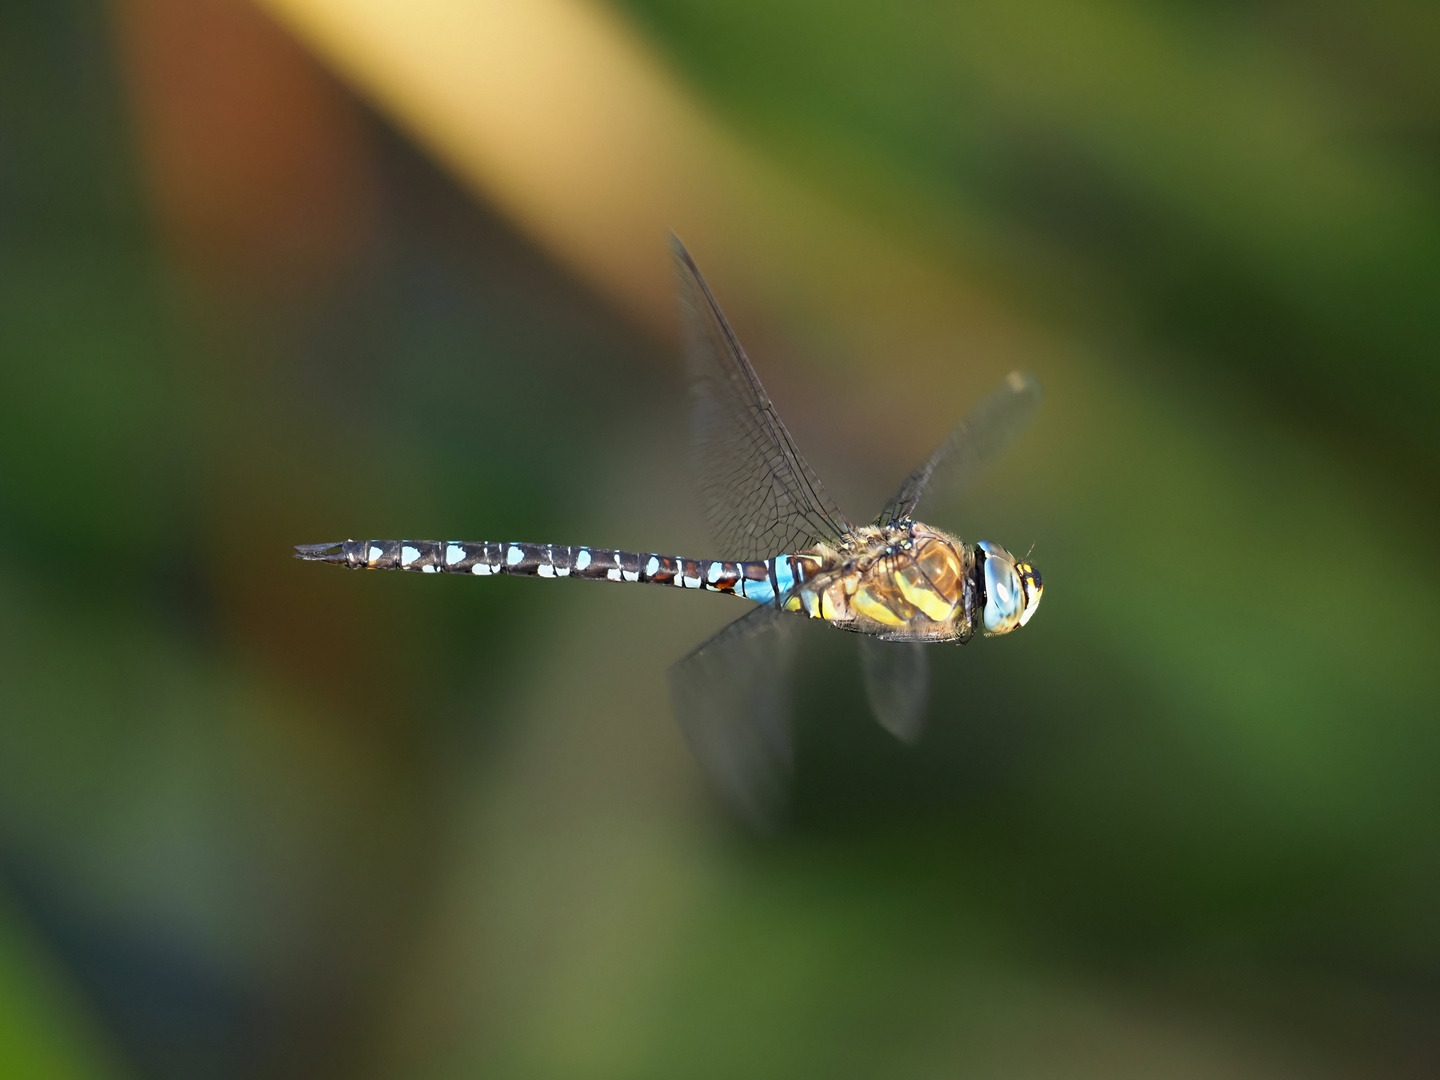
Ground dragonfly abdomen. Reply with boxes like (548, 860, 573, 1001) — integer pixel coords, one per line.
(294, 539, 813, 604)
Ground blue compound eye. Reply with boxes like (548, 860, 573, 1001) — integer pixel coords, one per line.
(982, 554, 1023, 634)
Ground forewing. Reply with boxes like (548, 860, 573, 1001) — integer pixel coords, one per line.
(669, 604, 799, 828)
(673, 237, 852, 560)
(879, 371, 1043, 525)
(858, 636, 930, 744)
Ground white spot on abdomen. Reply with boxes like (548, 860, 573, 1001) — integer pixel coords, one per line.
(575, 548, 592, 571)
(506, 545, 523, 566)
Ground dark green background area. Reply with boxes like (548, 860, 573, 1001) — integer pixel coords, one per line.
(2, 2, 1437, 1078)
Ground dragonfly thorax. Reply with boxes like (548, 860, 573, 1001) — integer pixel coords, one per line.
(783, 521, 975, 642)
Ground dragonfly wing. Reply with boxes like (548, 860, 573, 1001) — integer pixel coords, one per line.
(669, 604, 799, 827)
(878, 371, 1043, 526)
(673, 236, 853, 561)
(858, 636, 930, 744)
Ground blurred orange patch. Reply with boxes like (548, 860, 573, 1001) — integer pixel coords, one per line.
(113, 0, 377, 295)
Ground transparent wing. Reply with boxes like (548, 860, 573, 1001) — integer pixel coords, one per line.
(878, 371, 1043, 525)
(669, 604, 798, 828)
(673, 236, 853, 561)
(858, 636, 930, 743)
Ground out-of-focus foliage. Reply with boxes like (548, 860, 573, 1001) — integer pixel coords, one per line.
(1, 1, 1437, 1078)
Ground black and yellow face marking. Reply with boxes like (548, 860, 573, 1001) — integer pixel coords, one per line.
(1014, 561, 1043, 628)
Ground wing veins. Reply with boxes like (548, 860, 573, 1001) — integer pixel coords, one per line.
(879, 371, 1043, 525)
(674, 237, 851, 560)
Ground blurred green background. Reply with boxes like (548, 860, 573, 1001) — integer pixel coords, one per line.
(2, 0, 1438, 1077)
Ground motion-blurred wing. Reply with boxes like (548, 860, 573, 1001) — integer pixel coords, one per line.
(673, 236, 853, 561)
(670, 604, 798, 828)
(858, 636, 930, 744)
(878, 371, 1043, 526)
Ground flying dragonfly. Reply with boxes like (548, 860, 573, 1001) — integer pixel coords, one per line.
(297, 238, 1043, 823)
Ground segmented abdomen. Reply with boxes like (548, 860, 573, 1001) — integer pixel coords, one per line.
(295, 539, 819, 605)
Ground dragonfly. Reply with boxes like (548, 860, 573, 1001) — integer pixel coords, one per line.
(297, 238, 1043, 823)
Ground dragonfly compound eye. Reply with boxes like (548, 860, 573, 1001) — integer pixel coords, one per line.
(977, 540, 1028, 635)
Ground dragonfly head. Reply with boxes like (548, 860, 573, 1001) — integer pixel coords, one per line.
(975, 541, 1043, 635)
